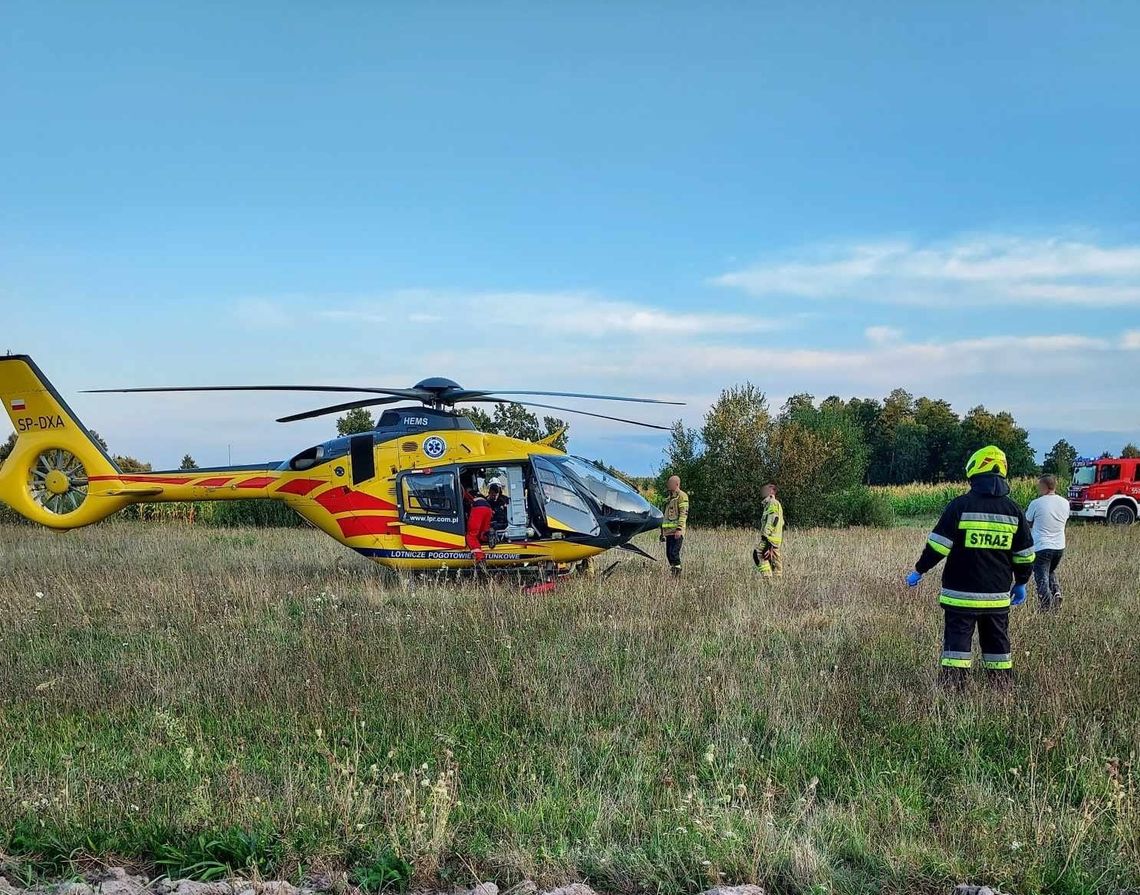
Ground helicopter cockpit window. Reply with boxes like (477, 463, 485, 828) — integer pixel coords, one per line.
(399, 471, 461, 528)
(558, 457, 648, 515)
(533, 458, 600, 537)
(287, 444, 325, 471)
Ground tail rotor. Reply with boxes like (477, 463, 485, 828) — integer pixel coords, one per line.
(0, 355, 124, 529)
(28, 448, 89, 516)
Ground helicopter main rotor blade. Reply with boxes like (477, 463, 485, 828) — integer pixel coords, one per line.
(85, 385, 430, 399)
(453, 389, 684, 405)
(276, 396, 407, 423)
(467, 399, 671, 431)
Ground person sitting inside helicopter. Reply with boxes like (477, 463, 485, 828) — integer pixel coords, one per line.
(487, 482, 509, 530)
(465, 485, 493, 562)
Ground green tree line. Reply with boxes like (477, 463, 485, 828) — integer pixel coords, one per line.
(655, 384, 1139, 528)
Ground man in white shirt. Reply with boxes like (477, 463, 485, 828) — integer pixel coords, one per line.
(1025, 474, 1070, 611)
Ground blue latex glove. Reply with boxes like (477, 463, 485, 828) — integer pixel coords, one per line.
(906, 570, 923, 588)
(1010, 583, 1027, 606)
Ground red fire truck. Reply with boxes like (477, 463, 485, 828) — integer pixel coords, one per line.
(1069, 457, 1140, 524)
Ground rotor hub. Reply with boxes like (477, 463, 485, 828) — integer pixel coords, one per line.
(45, 469, 71, 495)
(413, 377, 463, 391)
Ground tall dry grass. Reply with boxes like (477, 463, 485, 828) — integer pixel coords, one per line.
(0, 522, 1138, 894)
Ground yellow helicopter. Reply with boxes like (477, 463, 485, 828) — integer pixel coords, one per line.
(0, 355, 678, 577)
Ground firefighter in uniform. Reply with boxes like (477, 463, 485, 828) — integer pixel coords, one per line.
(906, 446, 1035, 687)
(660, 475, 689, 576)
(754, 483, 784, 578)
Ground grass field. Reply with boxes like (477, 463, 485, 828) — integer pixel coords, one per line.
(1, 522, 1138, 895)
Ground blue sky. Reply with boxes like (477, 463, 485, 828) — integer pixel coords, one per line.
(3, 1, 1139, 473)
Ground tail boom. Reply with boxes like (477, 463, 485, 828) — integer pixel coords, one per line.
(87, 469, 291, 503)
(0, 355, 299, 530)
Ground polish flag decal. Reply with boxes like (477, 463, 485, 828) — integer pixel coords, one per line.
(10, 398, 26, 412)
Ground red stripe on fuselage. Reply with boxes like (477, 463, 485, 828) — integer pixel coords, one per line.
(337, 515, 400, 538)
(315, 487, 397, 514)
(196, 476, 234, 487)
(275, 478, 324, 496)
(400, 533, 465, 549)
(236, 476, 276, 489)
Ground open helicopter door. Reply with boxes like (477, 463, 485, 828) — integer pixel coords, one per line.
(530, 455, 601, 537)
(394, 466, 465, 538)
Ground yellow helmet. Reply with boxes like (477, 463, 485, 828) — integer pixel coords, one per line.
(965, 445, 1008, 479)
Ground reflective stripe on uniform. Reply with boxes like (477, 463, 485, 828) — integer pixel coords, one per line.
(982, 653, 1013, 670)
(927, 532, 953, 555)
(941, 651, 973, 668)
(1012, 546, 1036, 564)
(940, 588, 1011, 609)
(961, 512, 1019, 525)
(662, 491, 688, 534)
(959, 520, 1017, 533)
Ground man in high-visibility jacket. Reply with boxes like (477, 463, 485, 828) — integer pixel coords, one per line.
(660, 475, 689, 576)
(906, 445, 1035, 687)
(754, 483, 784, 578)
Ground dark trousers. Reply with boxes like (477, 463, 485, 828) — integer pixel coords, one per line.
(665, 534, 684, 572)
(1033, 548, 1064, 611)
(941, 609, 1011, 675)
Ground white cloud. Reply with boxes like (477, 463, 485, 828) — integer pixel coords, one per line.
(319, 292, 786, 338)
(628, 330, 1140, 436)
(714, 234, 1140, 306)
(507, 294, 781, 336)
(865, 325, 902, 345)
(317, 309, 387, 324)
(629, 333, 1119, 418)
(79, 317, 1138, 472)
(167, 282, 1139, 471)
(655, 332, 1111, 380)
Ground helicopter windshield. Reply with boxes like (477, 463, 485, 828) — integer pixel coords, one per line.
(531, 457, 601, 536)
(557, 457, 648, 515)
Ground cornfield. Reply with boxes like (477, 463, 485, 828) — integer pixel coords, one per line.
(873, 477, 1052, 519)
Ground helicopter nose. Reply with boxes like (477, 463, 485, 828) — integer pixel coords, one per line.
(640, 503, 664, 533)
(603, 498, 663, 544)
